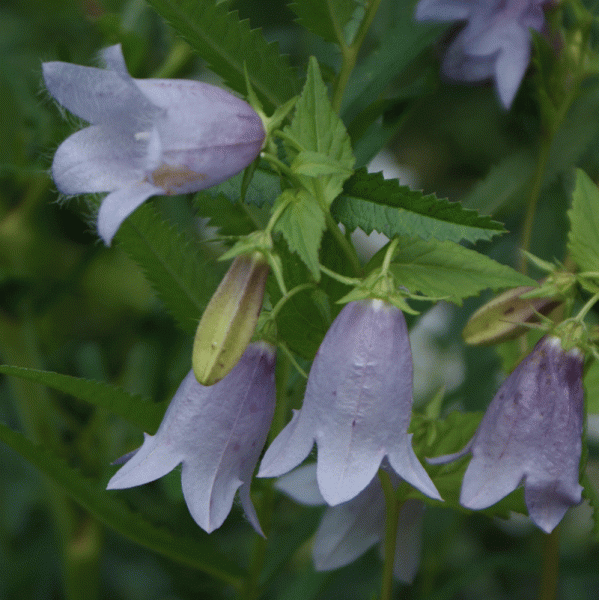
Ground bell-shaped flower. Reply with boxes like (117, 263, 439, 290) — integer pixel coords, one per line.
(276, 464, 424, 583)
(43, 44, 265, 245)
(259, 299, 441, 505)
(107, 342, 276, 534)
(429, 335, 584, 533)
(415, 0, 547, 108)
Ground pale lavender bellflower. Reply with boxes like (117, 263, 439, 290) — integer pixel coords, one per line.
(415, 0, 547, 107)
(107, 342, 276, 534)
(43, 45, 265, 244)
(429, 335, 584, 533)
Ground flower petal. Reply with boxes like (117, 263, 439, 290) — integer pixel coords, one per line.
(313, 478, 386, 571)
(51, 125, 146, 195)
(415, 0, 472, 21)
(43, 47, 161, 128)
(106, 432, 183, 489)
(97, 181, 161, 245)
(390, 500, 425, 583)
(274, 464, 325, 506)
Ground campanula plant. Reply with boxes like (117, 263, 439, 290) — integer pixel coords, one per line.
(4, 0, 599, 599)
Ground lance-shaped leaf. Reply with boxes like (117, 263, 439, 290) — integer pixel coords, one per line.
(146, 0, 299, 109)
(568, 169, 599, 273)
(333, 169, 506, 244)
(290, 0, 358, 45)
(383, 236, 536, 305)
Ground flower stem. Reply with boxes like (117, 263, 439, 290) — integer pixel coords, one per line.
(539, 526, 560, 600)
(379, 470, 402, 600)
(331, 0, 383, 113)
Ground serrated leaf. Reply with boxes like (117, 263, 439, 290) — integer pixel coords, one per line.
(568, 169, 599, 272)
(273, 190, 326, 280)
(285, 57, 355, 206)
(334, 169, 506, 243)
(115, 203, 223, 335)
(0, 365, 165, 433)
(146, 0, 299, 109)
(387, 237, 536, 305)
(0, 422, 244, 587)
(582, 473, 599, 539)
(290, 0, 357, 44)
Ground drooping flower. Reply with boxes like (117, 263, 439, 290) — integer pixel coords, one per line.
(414, 0, 547, 108)
(107, 342, 276, 534)
(259, 299, 441, 505)
(276, 464, 424, 583)
(429, 335, 584, 533)
(43, 45, 265, 245)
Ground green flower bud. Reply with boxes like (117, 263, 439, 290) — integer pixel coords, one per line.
(463, 285, 560, 346)
(192, 252, 269, 385)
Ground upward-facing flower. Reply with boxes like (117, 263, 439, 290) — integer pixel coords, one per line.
(107, 342, 276, 534)
(429, 335, 584, 533)
(43, 45, 265, 245)
(415, 0, 547, 108)
(258, 299, 441, 505)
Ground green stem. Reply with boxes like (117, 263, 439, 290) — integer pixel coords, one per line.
(324, 210, 362, 276)
(539, 527, 560, 600)
(379, 470, 402, 600)
(319, 263, 362, 286)
(271, 283, 316, 320)
(331, 0, 384, 113)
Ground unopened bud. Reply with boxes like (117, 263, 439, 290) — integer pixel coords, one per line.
(193, 253, 269, 385)
(463, 286, 560, 346)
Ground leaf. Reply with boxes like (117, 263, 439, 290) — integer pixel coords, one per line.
(341, 12, 445, 123)
(0, 365, 165, 434)
(273, 190, 326, 280)
(285, 57, 355, 206)
(387, 237, 536, 305)
(582, 473, 599, 539)
(568, 169, 599, 272)
(146, 0, 299, 109)
(289, 0, 358, 44)
(334, 169, 506, 244)
(460, 150, 536, 215)
(0, 422, 244, 588)
(584, 359, 599, 414)
(115, 203, 224, 336)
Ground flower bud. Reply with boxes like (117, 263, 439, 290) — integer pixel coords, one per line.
(192, 252, 269, 386)
(463, 286, 560, 346)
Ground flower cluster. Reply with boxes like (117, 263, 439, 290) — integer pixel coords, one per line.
(415, 0, 548, 108)
(43, 45, 265, 245)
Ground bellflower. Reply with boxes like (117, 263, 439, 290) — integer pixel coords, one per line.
(43, 45, 265, 244)
(415, 0, 547, 108)
(276, 464, 424, 583)
(259, 299, 441, 505)
(107, 342, 276, 534)
(429, 336, 584, 533)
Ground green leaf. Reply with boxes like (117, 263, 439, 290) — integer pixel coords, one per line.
(289, 0, 358, 44)
(334, 169, 506, 244)
(341, 12, 445, 123)
(585, 359, 599, 414)
(285, 57, 355, 206)
(273, 190, 326, 280)
(115, 203, 223, 336)
(568, 169, 599, 272)
(386, 237, 536, 305)
(0, 422, 244, 588)
(145, 0, 299, 109)
(0, 365, 165, 433)
(582, 473, 599, 539)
